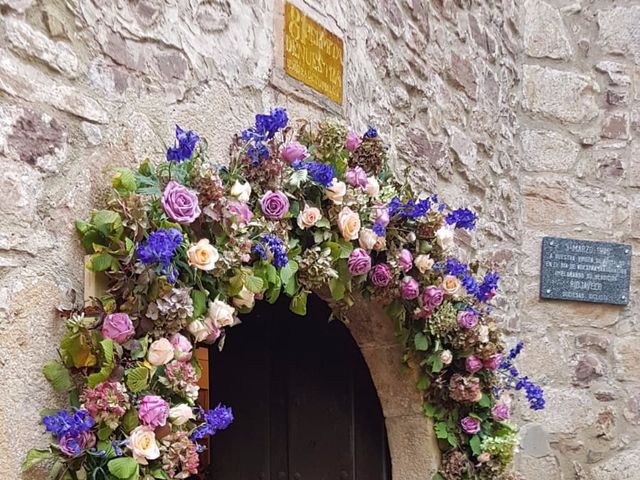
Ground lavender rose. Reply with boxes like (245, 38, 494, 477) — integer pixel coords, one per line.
(348, 248, 372, 276)
(483, 353, 503, 371)
(422, 286, 444, 310)
(59, 431, 96, 457)
(345, 131, 362, 152)
(457, 310, 479, 330)
(281, 142, 308, 164)
(373, 205, 390, 227)
(102, 313, 135, 344)
(260, 190, 290, 219)
(492, 403, 510, 421)
(398, 249, 413, 273)
(369, 263, 392, 287)
(138, 395, 169, 428)
(224, 200, 253, 226)
(161, 180, 201, 224)
(465, 355, 483, 374)
(460, 416, 481, 434)
(346, 166, 367, 188)
(400, 276, 420, 300)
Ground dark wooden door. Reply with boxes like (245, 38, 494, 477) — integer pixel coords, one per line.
(208, 295, 391, 480)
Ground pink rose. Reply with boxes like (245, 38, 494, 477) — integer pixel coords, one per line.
(138, 395, 169, 428)
(461, 416, 481, 434)
(224, 200, 253, 226)
(398, 249, 413, 272)
(260, 190, 290, 219)
(102, 313, 135, 344)
(369, 263, 392, 287)
(161, 180, 201, 224)
(170, 333, 193, 362)
(422, 286, 444, 310)
(346, 166, 367, 188)
(492, 403, 510, 421)
(457, 310, 479, 330)
(348, 248, 372, 276)
(483, 353, 503, 371)
(345, 131, 362, 151)
(465, 355, 483, 374)
(400, 276, 420, 300)
(281, 142, 308, 164)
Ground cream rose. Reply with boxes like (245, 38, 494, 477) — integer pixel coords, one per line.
(478, 324, 490, 344)
(232, 287, 255, 309)
(436, 225, 455, 252)
(147, 338, 174, 366)
(168, 404, 195, 426)
(230, 180, 251, 202)
(441, 274, 461, 297)
(365, 177, 380, 197)
(440, 350, 453, 365)
(187, 238, 219, 271)
(373, 236, 386, 252)
(297, 205, 322, 230)
(414, 254, 434, 274)
(187, 319, 211, 343)
(325, 180, 347, 204)
(128, 426, 160, 465)
(207, 299, 236, 328)
(358, 228, 377, 250)
(337, 207, 361, 241)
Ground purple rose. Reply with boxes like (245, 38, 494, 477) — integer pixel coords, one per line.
(138, 395, 169, 428)
(345, 131, 362, 152)
(465, 355, 483, 374)
(422, 286, 444, 310)
(346, 166, 367, 188)
(348, 248, 372, 276)
(161, 180, 201, 224)
(492, 403, 510, 421)
(457, 310, 479, 330)
(102, 313, 135, 344)
(398, 249, 413, 273)
(224, 200, 253, 226)
(59, 431, 96, 457)
(460, 416, 481, 434)
(400, 276, 420, 300)
(369, 263, 392, 287)
(260, 190, 290, 219)
(483, 353, 503, 371)
(373, 206, 390, 227)
(281, 142, 308, 164)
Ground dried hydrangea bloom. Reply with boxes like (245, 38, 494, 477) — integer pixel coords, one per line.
(448, 373, 482, 403)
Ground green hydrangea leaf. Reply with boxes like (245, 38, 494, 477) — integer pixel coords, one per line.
(470, 434, 482, 456)
(414, 332, 429, 351)
(22, 448, 54, 472)
(108, 457, 139, 479)
(112, 168, 136, 195)
(87, 339, 115, 388)
(122, 407, 139, 433)
(290, 290, 308, 316)
(191, 289, 208, 319)
(87, 252, 116, 272)
(279, 260, 298, 286)
(42, 361, 72, 392)
(245, 275, 264, 293)
(125, 366, 150, 393)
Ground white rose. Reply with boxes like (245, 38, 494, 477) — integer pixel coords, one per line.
(207, 299, 236, 328)
(187, 319, 212, 343)
(414, 254, 434, 274)
(358, 228, 377, 250)
(337, 207, 361, 241)
(187, 238, 219, 271)
(440, 350, 453, 365)
(365, 177, 380, 197)
(297, 205, 322, 230)
(168, 404, 195, 426)
(147, 338, 174, 366)
(128, 426, 160, 465)
(230, 180, 251, 202)
(478, 325, 489, 343)
(325, 180, 347, 204)
(436, 225, 455, 252)
(233, 287, 255, 309)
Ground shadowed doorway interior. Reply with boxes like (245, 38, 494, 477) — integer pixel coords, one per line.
(207, 295, 391, 480)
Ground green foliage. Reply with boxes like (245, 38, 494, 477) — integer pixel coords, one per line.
(22, 448, 54, 472)
(125, 366, 150, 393)
(76, 208, 130, 272)
(112, 168, 137, 196)
(42, 361, 72, 392)
(86, 339, 115, 388)
(107, 457, 139, 479)
(290, 290, 308, 315)
(191, 289, 208, 319)
(414, 332, 429, 351)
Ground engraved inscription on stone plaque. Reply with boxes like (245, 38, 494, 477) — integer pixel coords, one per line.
(284, 2, 344, 104)
(540, 236, 631, 305)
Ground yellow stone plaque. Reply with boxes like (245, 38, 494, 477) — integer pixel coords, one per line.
(284, 2, 344, 105)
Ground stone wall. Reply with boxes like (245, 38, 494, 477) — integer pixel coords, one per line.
(516, 1, 640, 479)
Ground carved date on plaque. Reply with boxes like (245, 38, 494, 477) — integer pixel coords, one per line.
(540, 237, 631, 305)
(284, 2, 344, 104)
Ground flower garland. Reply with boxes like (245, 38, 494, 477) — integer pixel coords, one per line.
(24, 109, 543, 480)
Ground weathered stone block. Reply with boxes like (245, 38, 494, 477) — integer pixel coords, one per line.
(523, 0, 572, 59)
(598, 6, 640, 65)
(589, 448, 640, 479)
(521, 129, 579, 172)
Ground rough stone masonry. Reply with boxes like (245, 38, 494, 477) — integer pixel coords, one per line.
(0, 0, 637, 479)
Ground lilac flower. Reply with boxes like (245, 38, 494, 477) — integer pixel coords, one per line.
(445, 208, 477, 230)
(43, 409, 95, 439)
(241, 108, 289, 165)
(476, 271, 500, 302)
(137, 228, 183, 268)
(364, 126, 378, 138)
(372, 221, 386, 236)
(293, 160, 335, 187)
(167, 125, 200, 162)
(253, 234, 288, 268)
(191, 404, 234, 441)
(388, 197, 431, 219)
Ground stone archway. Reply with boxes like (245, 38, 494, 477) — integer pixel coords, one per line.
(340, 299, 441, 480)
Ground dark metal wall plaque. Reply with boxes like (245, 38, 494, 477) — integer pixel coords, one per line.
(540, 237, 631, 305)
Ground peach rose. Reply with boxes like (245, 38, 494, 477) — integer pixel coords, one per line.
(187, 238, 219, 271)
(365, 176, 380, 197)
(441, 275, 461, 296)
(325, 180, 347, 204)
(297, 205, 322, 230)
(373, 236, 386, 251)
(414, 254, 434, 274)
(337, 207, 361, 241)
(358, 228, 377, 250)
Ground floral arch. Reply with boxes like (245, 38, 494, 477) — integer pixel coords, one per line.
(24, 109, 543, 480)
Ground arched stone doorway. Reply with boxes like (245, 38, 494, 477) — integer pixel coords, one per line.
(203, 295, 439, 480)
